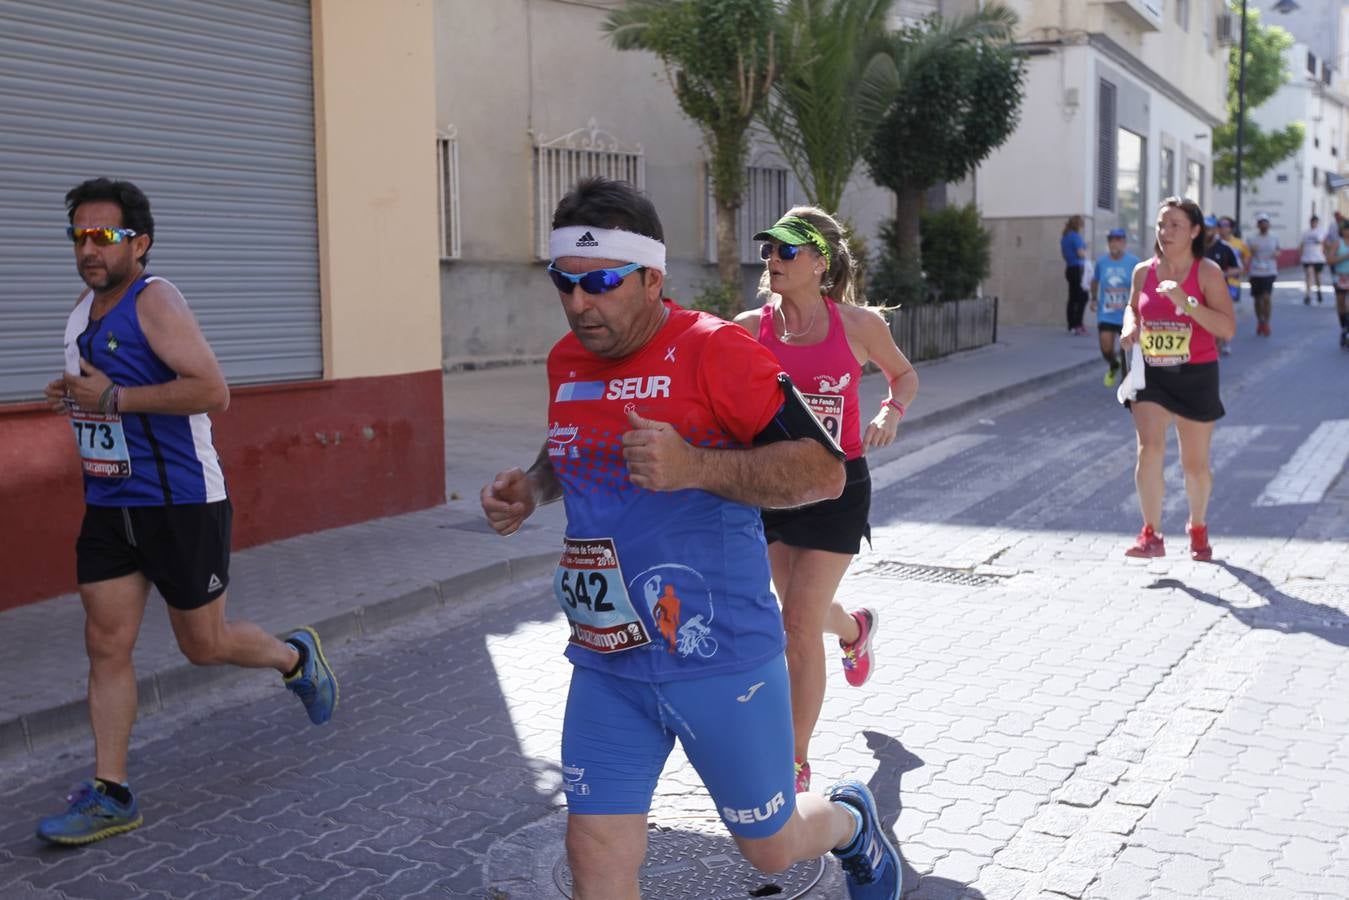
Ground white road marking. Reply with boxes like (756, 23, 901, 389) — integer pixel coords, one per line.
(1255, 419, 1349, 507)
(871, 433, 996, 492)
(1116, 426, 1267, 517)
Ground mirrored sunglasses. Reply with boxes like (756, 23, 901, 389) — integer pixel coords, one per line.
(760, 242, 802, 262)
(547, 262, 643, 295)
(67, 226, 138, 246)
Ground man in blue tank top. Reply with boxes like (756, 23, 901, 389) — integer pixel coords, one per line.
(36, 179, 338, 846)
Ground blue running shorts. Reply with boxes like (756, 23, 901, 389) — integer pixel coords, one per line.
(561, 653, 796, 839)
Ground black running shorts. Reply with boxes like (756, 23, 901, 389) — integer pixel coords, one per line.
(761, 457, 871, 555)
(76, 500, 232, 610)
(1249, 275, 1276, 297)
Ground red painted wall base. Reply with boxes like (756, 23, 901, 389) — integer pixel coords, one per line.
(0, 370, 445, 611)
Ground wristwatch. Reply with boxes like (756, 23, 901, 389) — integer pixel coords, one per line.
(1180, 295, 1199, 315)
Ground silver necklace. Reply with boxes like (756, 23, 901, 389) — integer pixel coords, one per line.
(777, 299, 822, 342)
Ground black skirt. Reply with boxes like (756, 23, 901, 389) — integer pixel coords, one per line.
(761, 457, 871, 555)
(1128, 361, 1225, 422)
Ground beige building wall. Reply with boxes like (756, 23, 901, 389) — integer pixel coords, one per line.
(313, 0, 442, 380)
(434, 0, 893, 367)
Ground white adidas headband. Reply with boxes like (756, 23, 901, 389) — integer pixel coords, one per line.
(549, 226, 667, 273)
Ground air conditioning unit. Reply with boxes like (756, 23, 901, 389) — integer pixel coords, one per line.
(1215, 11, 1235, 47)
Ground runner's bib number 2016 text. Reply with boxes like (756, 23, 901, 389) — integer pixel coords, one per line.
(803, 394, 844, 442)
(554, 537, 652, 654)
(1140, 322, 1192, 366)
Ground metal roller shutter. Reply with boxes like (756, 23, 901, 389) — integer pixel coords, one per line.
(0, 0, 321, 403)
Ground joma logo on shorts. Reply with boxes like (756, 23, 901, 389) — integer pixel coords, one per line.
(722, 791, 786, 824)
(606, 376, 670, 400)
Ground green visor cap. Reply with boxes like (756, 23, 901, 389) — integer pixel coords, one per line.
(752, 216, 831, 267)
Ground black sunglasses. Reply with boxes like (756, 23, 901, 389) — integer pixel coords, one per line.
(760, 242, 803, 262)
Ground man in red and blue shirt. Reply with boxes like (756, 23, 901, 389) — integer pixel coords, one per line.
(481, 177, 905, 899)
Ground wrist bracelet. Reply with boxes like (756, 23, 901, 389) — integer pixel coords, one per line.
(882, 398, 906, 417)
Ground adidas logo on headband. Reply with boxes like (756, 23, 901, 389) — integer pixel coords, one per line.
(575, 231, 600, 247)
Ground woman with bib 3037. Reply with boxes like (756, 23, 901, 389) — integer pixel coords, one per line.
(1120, 197, 1236, 561)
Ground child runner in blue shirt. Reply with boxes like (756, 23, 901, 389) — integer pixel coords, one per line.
(1091, 227, 1141, 387)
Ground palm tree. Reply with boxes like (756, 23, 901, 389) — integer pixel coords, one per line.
(603, 0, 778, 293)
(759, 0, 896, 215)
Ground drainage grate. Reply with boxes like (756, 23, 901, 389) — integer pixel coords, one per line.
(553, 829, 824, 899)
(865, 561, 1006, 587)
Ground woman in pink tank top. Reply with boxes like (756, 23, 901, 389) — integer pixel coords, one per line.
(734, 208, 918, 793)
(1120, 196, 1236, 561)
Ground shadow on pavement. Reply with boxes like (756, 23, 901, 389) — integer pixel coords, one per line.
(864, 731, 985, 900)
(1148, 561, 1349, 648)
(0, 592, 567, 899)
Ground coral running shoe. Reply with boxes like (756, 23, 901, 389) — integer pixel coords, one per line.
(36, 780, 142, 845)
(1187, 523, 1213, 561)
(284, 626, 338, 725)
(830, 779, 905, 899)
(1124, 525, 1165, 558)
(840, 609, 878, 687)
(795, 759, 811, 793)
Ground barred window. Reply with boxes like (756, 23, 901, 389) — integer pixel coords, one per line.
(437, 129, 461, 260)
(534, 120, 644, 260)
(705, 164, 802, 264)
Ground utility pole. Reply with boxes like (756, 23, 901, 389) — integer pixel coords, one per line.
(1236, 0, 1248, 231)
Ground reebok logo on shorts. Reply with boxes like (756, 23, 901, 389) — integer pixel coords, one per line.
(207, 574, 223, 593)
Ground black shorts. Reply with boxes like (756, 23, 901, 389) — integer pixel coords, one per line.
(1127, 362, 1225, 423)
(1305, 262, 1325, 274)
(76, 500, 232, 610)
(1250, 275, 1276, 296)
(761, 457, 871, 555)
(1098, 322, 1123, 334)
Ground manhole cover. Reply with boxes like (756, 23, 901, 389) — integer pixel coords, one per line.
(867, 561, 1003, 586)
(552, 829, 825, 899)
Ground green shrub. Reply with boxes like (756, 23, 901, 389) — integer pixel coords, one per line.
(918, 203, 991, 302)
(687, 281, 743, 320)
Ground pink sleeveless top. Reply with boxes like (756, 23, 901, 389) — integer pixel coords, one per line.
(1138, 258, 1218, 366)
(758, 297, 864, 459)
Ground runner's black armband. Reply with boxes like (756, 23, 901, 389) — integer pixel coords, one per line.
(752, 374, 846, 460)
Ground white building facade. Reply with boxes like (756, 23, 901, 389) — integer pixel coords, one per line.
(1213, 3, 1349, 254)
(974, 0, 1229, 326)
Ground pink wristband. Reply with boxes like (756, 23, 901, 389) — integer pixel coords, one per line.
(882, 398, 905, 417)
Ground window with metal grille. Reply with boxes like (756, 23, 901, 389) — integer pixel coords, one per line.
(437, 129, 461, 260)
(704, 164, 799, 264)
(1096, 80, 1118, 211)
(533, 120, 644, 260)
(1161, 146, 1176, 198)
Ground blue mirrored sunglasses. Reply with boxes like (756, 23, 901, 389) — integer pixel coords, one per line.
(547, 262, 643, 295)
(760, 242, 802, 262)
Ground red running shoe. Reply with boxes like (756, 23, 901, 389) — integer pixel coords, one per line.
(794, 759, 811, 793)
(1188, 523, 1213, 561)
(840, 608, 877, 687)
(1124, 525, 1165, 558)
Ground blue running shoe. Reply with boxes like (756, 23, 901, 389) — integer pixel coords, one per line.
(830, 779, 904, 900)
(36, 780, 142, 845)
(284, 626, 338, 725)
